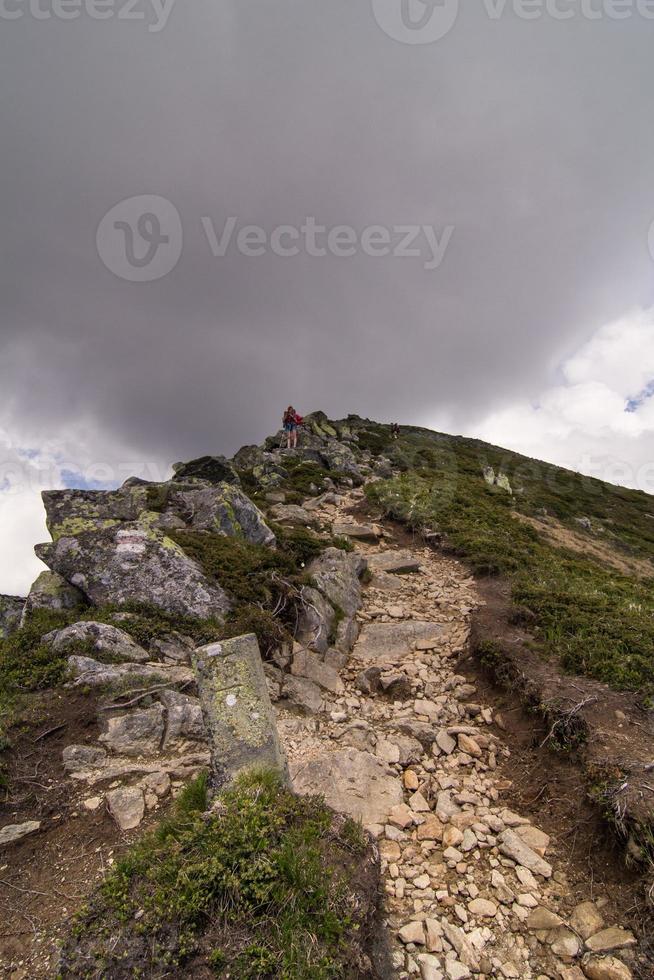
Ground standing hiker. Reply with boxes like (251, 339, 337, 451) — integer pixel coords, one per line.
(282, 406, 303, 449)
(390, 422, 400, 440)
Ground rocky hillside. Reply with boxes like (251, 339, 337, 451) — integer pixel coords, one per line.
(0, 412, 652, 979)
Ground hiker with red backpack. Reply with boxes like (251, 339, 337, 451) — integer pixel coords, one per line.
(282, 406, 303, 449)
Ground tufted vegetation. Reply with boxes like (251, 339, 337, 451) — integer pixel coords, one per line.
(58, 769, 379, 979)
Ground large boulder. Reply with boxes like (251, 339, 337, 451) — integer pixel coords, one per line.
(36, 522, 230, 619)
(172, 455, 241, 486)
(0, 595, 25, 638)
(42, 621, 150, 663)
(296, 548, 366, 653)
(291, 747, 403, 826)
(193, 634, 289, 789)
(20, 570, 85, 624)
(168, 484, 275, 546)
(319, 442, 364, 484)
(41, 486, 151, 541)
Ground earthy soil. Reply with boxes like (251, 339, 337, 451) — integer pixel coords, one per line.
(0, 691, 171, 978)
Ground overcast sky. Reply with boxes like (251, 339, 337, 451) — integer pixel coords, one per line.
(2, 0, 654, 594)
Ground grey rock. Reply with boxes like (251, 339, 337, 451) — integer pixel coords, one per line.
(20, 571, 85, 625)
(332, 522, 379, 542)
(321, 450, 364, 485)
(158, 689, 206, 749)
(442, 922, 481, 972)
(36, 521, 230, 619)
(62, 744, 108, 773)
(106, 786, 146, 830)
(43, 621, 150, 663)
(0, 595, 25, 638)
(193, 634, 289, 789)
(0, 821, 41, 846)
(168, 483, 275, 546)
(367, 550, 421, 575)
(172, 455, 241, 485)
(232, 445, 266, 471)
(296, 547, 366, 653)
(282, 674, 323, 714)
(149, 632, 194, 664)
(270, 503, 316, 527)
(66, 655, 191, 689)
(291, 747, 403, 825)
(291, 648, 344, 694)
(295, 586, 336, 654)
(99, 704, 165, 757)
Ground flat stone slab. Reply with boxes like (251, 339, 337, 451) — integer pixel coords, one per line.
(332, 522, 379, 542)
(0, 821, 41, 846)
(354, 621, 444, 665)
(367, 550, 421, 575)
(291, 747, 403, 826)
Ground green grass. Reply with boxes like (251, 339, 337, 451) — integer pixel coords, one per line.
(367, 456, 654, 697)
(60, 769, 375, 979)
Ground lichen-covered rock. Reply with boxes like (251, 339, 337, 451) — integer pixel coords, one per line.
(193, 633, 289, 789)
(318, 442, 364, 484)
(168, 483, 275, 546)
(20, 570, 85, 624)
(36, 521, 230, 619)
(0, 595, 25, 638)
(172, 455, 241, 485)
(232, 444, 266, 470)
(41, 486, 149, 541)
(42, 621, 150, 663)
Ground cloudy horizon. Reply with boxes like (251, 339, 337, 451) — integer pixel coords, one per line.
(2, 1, 654, 593)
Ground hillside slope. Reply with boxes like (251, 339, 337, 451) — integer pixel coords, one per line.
(0, 412, 652, 979)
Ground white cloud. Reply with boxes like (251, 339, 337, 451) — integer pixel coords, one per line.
(467, 307, 654, 494)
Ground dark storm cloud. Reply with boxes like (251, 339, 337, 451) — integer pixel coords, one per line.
(1, 0, 654, 470)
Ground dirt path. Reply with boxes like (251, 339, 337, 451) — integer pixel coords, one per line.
(278, 488, 639, 980)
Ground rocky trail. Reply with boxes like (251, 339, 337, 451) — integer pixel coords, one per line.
(277, 487, 639, 980)
(0, 425, 646, 979)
